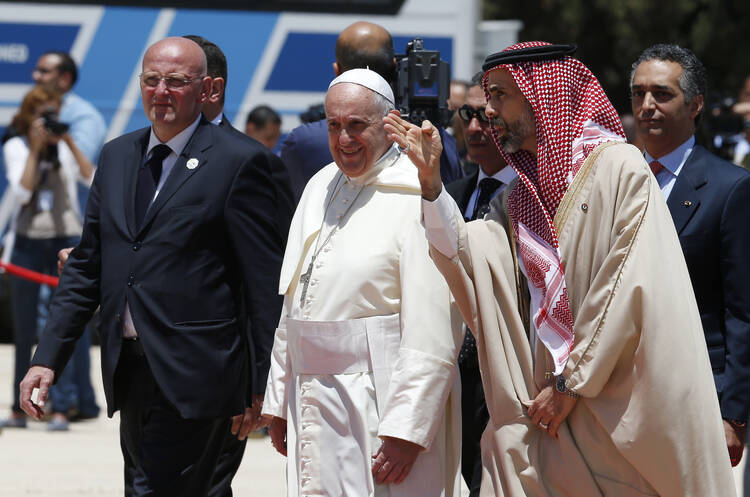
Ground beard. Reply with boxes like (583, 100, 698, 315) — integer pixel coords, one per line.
(493, 103, 535, 154)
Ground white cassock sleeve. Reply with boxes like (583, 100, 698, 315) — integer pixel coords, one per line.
(377, 216, 463, 449)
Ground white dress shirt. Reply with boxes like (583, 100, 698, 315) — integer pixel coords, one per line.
(463, 166, 517, 219)
(644, 135, 695, 200)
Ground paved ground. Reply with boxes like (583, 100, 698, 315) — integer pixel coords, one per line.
(0, 344, 745, 496)
(0, 344, 287, 497)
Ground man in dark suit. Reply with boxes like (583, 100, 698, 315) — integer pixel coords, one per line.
(631, 43, 750, 467)
(19, 37, 284, 496)
(444, 73, 515, 497)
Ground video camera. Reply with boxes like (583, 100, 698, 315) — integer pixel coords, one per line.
(702, 94, 747, 161)
(395, 38, 452, 128)
(41, 110, 70, 136)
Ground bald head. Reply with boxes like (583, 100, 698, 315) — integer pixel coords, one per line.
(334, 22, 395, 82)
(140, 37, 210, 142)
(144, 37, 207, 76)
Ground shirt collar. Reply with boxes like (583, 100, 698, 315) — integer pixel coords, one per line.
(644, 135, 695, 176)
(477, 164, 517, 186)
(147, 115, 202, 157)
(209, 113, 223, 126)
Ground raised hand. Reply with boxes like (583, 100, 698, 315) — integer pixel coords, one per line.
(383, 111, 444, 201)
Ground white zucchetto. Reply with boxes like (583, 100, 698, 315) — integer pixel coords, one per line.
(328, 68, 395, 105)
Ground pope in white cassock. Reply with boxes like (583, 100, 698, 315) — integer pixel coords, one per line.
(262, 69, 464, 497)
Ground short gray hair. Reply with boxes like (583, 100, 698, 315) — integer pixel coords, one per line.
(630, 44, 707, 105)
(372, 90, 395, 116)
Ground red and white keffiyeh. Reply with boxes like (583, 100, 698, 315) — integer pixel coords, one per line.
(482, 41, 625, 374)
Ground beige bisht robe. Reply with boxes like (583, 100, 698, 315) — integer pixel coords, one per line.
(263, 145, 464, 497)
(429, 142, 735, 496)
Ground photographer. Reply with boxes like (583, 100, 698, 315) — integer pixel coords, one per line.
(1, 85, 94, 431)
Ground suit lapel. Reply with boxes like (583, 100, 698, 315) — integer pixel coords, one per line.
(218, 114, 232, 128)
(460, 171, 478, 216)
(136, 120, 214, 236)
(124, 130, 150, 237)
(666, 145, 708, 234)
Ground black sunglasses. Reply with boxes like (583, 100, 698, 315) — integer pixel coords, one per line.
(457, 105, 489, 123)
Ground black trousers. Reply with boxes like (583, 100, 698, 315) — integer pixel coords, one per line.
(116, 346, 243, 497)
(459, 356, 489, 497)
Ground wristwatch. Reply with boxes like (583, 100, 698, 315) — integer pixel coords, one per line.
(555, 375, 580, 398)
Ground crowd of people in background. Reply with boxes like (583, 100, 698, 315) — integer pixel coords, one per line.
(1, 18, 749, 497)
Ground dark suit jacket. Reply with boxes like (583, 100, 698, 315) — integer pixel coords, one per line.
(32, 119, 285, 419)
(668, 144, 750, 422)
(218, 116, 294, 240)
(446, 169, 479, 218)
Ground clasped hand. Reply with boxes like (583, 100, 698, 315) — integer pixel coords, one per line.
(527, 384, 578, 438)
(230, 394, 267, 440)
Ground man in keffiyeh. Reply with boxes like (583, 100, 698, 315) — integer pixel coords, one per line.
(385, 42, 736, 496)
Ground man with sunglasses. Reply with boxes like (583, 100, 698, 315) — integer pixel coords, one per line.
(19, 37, 284, 496)
(444, 72, 515, 497)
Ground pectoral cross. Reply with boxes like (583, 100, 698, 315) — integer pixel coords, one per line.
(299, 256, 316, 306)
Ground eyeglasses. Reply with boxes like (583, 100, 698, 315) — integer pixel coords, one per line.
(457, 105, 489, 123)
(139, 73, 204, 89)
(32, 67, 56, 75)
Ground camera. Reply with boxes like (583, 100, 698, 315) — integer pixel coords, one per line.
(394, 38, 452, 127)
(300, 103, 326, 124)
(41, 110, 70, 136)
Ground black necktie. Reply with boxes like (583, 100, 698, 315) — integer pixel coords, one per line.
(459, 177, 504, 366)
(471, 177, 503, 220)
(135, 144, 171, 230)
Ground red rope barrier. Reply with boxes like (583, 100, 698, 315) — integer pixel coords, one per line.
(0, 261, 59, 287)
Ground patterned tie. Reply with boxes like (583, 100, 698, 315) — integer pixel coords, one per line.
(649, 160, 664, 176)
(135, 144, 171, 230)
(459, 177, 504, 366)
(471, 177, 503, 221)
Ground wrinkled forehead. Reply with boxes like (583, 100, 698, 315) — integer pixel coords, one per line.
(482, 67, 522, 95)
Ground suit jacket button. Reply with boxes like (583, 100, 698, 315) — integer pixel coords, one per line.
(132, 242, 141, 251)
(127, 274, 135, 287)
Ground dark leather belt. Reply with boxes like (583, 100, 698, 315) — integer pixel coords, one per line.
(121, 338, 145, 357)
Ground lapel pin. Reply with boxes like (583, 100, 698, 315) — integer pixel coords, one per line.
(683, 200, 692, 207)
(186, 158, 199, 170)
(581, 202, 588, 212)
